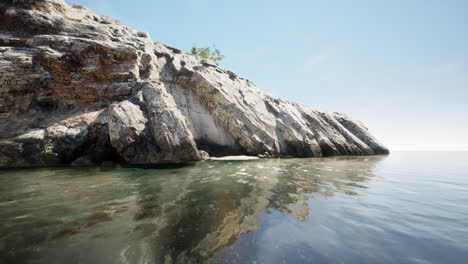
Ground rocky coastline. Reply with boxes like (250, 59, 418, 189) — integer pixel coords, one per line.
(0, 0, 389, 167)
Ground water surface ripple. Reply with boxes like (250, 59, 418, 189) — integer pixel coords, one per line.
(0, 152, 467, 263)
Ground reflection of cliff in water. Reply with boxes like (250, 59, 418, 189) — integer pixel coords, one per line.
(130, 155, 386, 263)
(0, 156, 386, 264)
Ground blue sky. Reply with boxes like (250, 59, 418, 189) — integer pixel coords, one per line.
(71, 0, 468, 150)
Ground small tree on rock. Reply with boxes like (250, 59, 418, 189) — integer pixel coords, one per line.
(191, 45, 225, 62)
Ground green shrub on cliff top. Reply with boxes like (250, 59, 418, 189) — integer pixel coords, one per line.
(191, 45, 225, 62)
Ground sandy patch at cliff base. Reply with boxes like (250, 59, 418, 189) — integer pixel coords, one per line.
(209, 156, 259, 161)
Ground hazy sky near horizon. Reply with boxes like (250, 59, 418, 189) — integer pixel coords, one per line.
(71, 0, 468, 151)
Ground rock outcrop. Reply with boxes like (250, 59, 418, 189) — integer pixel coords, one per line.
(0, 0, 389, 167)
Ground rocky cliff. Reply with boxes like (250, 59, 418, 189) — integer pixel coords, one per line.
(0, 0, 389, 167)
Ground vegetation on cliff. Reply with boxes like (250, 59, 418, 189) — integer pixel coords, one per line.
(190, 45, 225, 62)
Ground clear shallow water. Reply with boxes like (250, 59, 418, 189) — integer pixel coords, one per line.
(0, 152, 467, 264)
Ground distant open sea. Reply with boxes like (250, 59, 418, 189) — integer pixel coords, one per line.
(1, 151, 467, 264)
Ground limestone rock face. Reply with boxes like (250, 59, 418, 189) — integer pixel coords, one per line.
(108, 100, 152, 163)
(0, 0, 389, 167)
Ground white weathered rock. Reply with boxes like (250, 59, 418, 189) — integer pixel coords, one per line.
(108, 100, 150, 163)
(140, 82, 201, 162)
(0, 0, 388, 167)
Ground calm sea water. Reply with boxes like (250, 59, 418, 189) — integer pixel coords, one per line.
(0, 152, 467, 264)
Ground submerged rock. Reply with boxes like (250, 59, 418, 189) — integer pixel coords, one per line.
(0, 0, 388, 167)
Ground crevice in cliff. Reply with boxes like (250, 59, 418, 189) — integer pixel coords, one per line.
(318, 112, 371, 155)
(300, 111, 346, 156)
